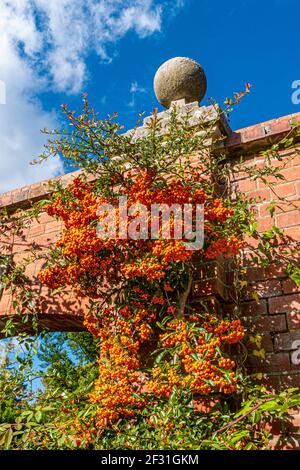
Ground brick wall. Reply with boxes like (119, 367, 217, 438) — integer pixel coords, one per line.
(226, 116, 300, 392)
(0, 111, 299, 391)
(0, 170, 86, 333)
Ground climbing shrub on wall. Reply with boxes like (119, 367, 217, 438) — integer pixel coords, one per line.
(0, 92, 299, 449)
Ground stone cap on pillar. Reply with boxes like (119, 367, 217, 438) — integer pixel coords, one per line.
(125, 57, 231, 142)
(154, 57, 207, 109)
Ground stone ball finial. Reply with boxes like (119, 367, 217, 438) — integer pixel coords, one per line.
(154, 57, 207, 109)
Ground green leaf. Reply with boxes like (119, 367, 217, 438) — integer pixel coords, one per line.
(35, 410, 42, 423)
(289, 268, 300, 287)
(4, 428, 13, 449)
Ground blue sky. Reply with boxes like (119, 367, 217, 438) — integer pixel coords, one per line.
(0, 0, 300, 193)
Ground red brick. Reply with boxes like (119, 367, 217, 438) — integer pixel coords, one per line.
(257, 217, 274, 232)
(0, 193, 13, 207)
(236, 179, 257, 193)
(268, 118, 291, 134)
(242, 125, 265, 142)
(282, 279, 300, 294)
(257, 176, 281, 188)
(193, 259, 220, 280)
(257, 168, 299, 189)
(280, 147, 300, 159)
(193, 275, 227, 300)
(284, 225, 300, 241)
(246, 263, 286, 282)
(269, 294, 300, 314)
(37, 212, 53, 224)
(244, 236, 259, 249)
(12, 228, 28, 242)
(247, 352, 290, 373)
(272, 182, 296, 198)
(265, 418, 286, 436)
(12, 240, 31, 253)
(275, 332, 300, 351)
(28, 224, 45, 237)
(25, 264, 36, 278)
(230, 116, 300, 152)
(285, 198, 300, 207)
(280, 167, 300, 183)
(245, 314, 287, 333)
(0, 294, 11, 315)
(262, 374, 281, 392)
(222, 304, 235, 316)
(193, 279, 215, 297)
(279, 374, 300, 389)
(287, 312, 300, 330)
(28, 181, 51, 199)
(261, 334, 274, 352)
(276, 211, 300, 228)
(44, 220, 62, 234)
(259, 199, 300, 218)
(0, 110, 300, 393)
(250, 188, 271, 202)
(245, 280, 282, 299)
(32, 233, 59, 246)
(231, 168, 249, 181)
(258, 202, 275, 218)
(241, 300, 267, 316)
(32, 259, 47, 276)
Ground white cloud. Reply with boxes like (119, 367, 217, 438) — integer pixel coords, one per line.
(1, 0, 164, 96)
(129, 80, 147, 107)
(0, 81, 6, 105)
(0, 1, 62, 193)
(0, 1, 185, 193)
(130, 81, 147, 94)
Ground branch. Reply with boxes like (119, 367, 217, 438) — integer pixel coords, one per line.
(176, 269, 193, 318)
(213, 397, 274, 435)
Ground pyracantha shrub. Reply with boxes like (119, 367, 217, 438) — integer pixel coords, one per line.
(1, 91, 300, 449)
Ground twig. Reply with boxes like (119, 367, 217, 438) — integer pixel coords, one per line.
(176, 269, 193, 318)
(213, 397, 274, 435)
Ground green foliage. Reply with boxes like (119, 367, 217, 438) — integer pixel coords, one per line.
(0, 354, 299, 451)
(0, 331, 100, 449)
(38, 332, 99, 396)
(0, 95, 299, 450)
